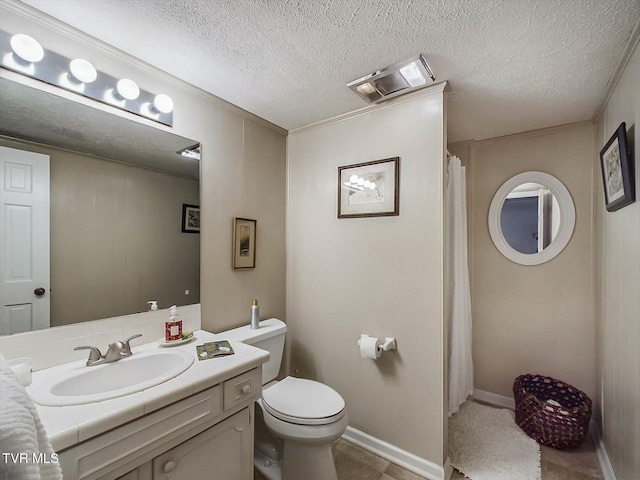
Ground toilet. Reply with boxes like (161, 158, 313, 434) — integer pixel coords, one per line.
(221, 318, 348, 480)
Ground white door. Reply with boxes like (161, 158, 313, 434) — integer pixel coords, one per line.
(0, 146, 50, 334)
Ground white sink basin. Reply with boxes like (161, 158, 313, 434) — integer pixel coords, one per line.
(31, 349, 194, 406)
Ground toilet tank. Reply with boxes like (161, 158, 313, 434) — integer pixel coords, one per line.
(219, 318, 287, 385)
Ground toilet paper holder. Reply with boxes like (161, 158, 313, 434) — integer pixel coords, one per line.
(357, 334, 397, 356)
(379, 337, 397, 352)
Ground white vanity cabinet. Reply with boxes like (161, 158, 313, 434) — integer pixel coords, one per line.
(58, 366, 262, 480)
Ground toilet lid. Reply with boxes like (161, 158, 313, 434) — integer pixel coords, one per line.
(262, 377, 345, 425)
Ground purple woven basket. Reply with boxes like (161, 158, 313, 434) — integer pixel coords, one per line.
(513, 374, 592, 450)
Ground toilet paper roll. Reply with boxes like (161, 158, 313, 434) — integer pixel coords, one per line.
(359, 335, 383, 359)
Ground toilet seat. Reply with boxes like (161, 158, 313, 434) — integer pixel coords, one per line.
(262, 376, 346, 426)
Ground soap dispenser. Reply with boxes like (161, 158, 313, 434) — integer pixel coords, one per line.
(147, 300, 158, 311)
(165, 305, 183, 341)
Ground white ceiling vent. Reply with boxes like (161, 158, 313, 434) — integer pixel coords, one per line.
(347, 55, 435, 103)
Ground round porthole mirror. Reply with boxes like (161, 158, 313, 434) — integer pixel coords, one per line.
(488, 171, 575, 266)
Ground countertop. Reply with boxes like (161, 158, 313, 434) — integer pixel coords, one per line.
(25, 329, 269, 452)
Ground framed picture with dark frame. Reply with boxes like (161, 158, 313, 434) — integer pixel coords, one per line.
(181, 204, 200, 233)
(232, 217, 257, 269)
(599, 122, 635, 212)
(338, 157, 400, 218)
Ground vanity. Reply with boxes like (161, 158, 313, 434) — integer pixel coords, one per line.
(24, 330, 268, 480)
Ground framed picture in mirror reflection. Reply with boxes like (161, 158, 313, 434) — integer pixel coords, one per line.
(599, 122, 635, 212)
(181, 204, 200, 233)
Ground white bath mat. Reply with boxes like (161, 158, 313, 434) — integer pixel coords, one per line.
(448, 401, 541, 480)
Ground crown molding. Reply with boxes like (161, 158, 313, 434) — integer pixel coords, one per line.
(290, 81, 448, 135)
(469, 120, 594, 147)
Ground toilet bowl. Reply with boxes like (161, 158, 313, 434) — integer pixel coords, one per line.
(220, 319, 348, 480)
(257, 377, 348, 480)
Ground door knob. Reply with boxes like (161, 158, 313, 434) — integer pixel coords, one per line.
(34, 287, 46, 297)
(162, 460, 177, 473)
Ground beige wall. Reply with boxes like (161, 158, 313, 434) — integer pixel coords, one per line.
(0, 137, 199, 326)
(450, 122, 596, 400)
(594, 39, 639, 480)
(1, 3, 287, 334)
(199, 106, 287, 331)
(287, 86, 447, 465)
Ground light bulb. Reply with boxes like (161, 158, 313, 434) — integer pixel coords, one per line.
(153, 94, 174, 113)
(349, 174, 359, 183)
(116, 78, 140, 100)
(369, 183, 376, 190)
(10, 34, 44, 63)
(69, 58, 97, 83)
(356, 82, 376, 95)
(357, 178, 365, 186)
(399, 62, 426, 88)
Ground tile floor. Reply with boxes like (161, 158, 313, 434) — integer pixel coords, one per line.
(254, 438, 426, 480)
(255, 433, 603, 480)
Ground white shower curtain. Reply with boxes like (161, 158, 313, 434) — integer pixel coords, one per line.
(446, 156, 474, 416)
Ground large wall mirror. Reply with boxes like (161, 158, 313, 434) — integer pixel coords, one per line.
(488, 171, 575, 266)
(0, 77, 201, 334)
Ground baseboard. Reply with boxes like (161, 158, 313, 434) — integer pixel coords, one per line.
(472, 389, 515, 409)
(443, 456, 453, 480)
(342, 426, 446, 480)
(590, 421, 618, 480)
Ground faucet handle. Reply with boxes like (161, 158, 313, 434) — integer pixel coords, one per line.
(105, 341, 125, 362)
(122, 333, 143, 355)
(74, 346, 103, 366)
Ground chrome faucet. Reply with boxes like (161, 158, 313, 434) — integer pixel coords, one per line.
(74, 334, 143, 366)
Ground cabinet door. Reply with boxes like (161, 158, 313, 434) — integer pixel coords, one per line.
(153, 408, 252, 480)
(115, 462, 151, 480)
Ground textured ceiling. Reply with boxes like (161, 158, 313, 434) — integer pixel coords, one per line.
(19, 0, 640, 143)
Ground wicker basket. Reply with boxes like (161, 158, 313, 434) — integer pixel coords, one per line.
(513, 374, 592, 450)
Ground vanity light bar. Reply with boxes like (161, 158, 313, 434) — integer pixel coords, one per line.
(0, 30, 174, 127)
